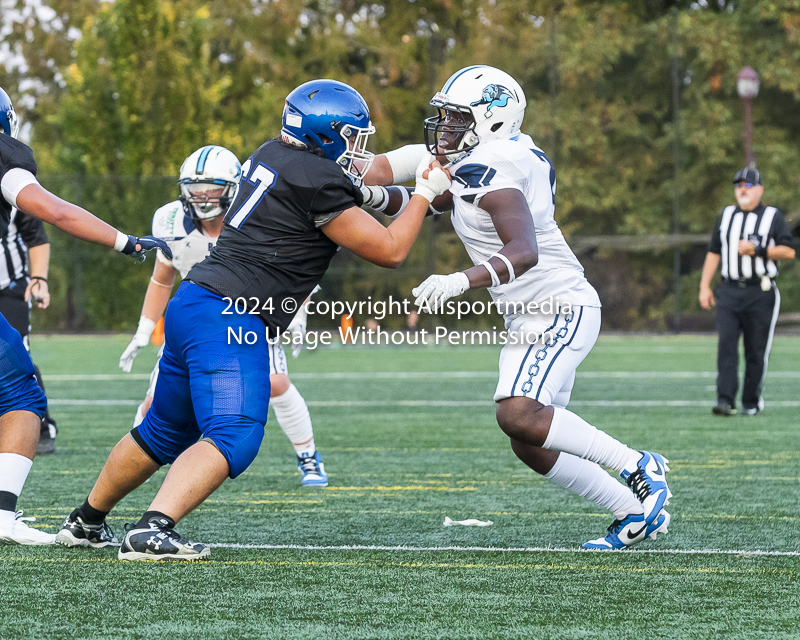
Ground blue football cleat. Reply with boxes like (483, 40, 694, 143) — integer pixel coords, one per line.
(297, 451, 328, 487)
(621, 451, 672, 525)
(582, 510, 670, 550)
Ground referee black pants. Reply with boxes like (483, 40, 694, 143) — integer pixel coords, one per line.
(715, 280, 780, 410)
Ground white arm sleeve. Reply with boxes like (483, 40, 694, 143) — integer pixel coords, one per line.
(383, 145, 428, 184)
(1, 168, 40, 208)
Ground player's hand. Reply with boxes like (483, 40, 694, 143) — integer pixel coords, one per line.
(286, 315, 307, 359)
(119, 235, 174, 263)
(699, 286, 716, 310)
(412, 272, 470, 311)
(25, 277, 50, 309)
(119, 316, 157, 372)
(412, 154, 451, 203)
(738, 240, 756, 256)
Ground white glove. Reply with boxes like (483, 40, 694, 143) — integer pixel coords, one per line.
(412, 272, 470, 311)
(119, 316, 156, 372)
(412, 154, 451, 203)
(286, 309, 307, 359)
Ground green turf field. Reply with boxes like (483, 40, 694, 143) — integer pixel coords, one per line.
(3, 334, 800, 639)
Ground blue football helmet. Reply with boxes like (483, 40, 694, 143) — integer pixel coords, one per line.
(281, 79, 375, 186)
(0, 87, 20, 139)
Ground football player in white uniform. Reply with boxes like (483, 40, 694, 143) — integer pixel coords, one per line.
(369, 66, 672, 549)
(118, 146, 328, 488)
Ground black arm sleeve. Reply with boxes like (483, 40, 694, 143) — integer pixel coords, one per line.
(15, 211, 48, 248)
(769, 211, 795, 249)
(707, 213, 723, 254)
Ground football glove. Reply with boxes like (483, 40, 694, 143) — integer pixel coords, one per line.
(286, 308, 307, 359)
(119, 316, 157, 372)
(118, 234, 174, 263)
(412, 154, 451, 203)
(412, 272, 470, 311)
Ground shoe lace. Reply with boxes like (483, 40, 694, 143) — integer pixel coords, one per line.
(626, 468, 651, 501)
(606, 519, 624, 535)
(298, 455, 320, 475)
(13, 510, 37, 524)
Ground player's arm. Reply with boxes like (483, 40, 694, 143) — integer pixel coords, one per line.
(16, 212, 51, 308)
(412, 188, 538, 309)
(10, 177, 172, 262)
(25, 243, 50, 308)
(322, 157, 451, 268)
(698, 252, 720, 310)
(360, 185, 453, 218)
(119, 258, 177, 372)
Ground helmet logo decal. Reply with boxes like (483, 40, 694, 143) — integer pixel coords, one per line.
(470, 84, 515, 116)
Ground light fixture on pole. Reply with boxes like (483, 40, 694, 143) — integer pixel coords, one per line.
(736, 66, 759, 169)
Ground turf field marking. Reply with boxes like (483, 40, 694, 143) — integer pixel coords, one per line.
(206, 543, 800, 558)
(46, 398, 800, 407)
(41, 371, 800, 381)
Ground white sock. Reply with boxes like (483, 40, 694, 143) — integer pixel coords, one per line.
(543, 408, 641, 475)
(271, 384, 315, 457)
(545, 453, 644, 519)
(133, 403, 146, 428)
(0, 453, 34, 519)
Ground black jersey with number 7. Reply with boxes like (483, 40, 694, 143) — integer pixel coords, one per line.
(187, 139, 363, 336)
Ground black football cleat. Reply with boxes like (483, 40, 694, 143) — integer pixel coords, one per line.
(56, 508, 119, 548)
(118, 516, 209, 561)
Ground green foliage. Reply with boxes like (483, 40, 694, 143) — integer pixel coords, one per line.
(3, 0, 800, 329)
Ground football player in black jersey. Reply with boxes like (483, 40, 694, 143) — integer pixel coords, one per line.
(0, 87, 172, 546)
(57, 79, 452, 560)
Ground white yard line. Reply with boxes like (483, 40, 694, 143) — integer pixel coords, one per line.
(43, 371, 800, 381)
(208, 542, 800, 557)
(47, 398, 800, 407)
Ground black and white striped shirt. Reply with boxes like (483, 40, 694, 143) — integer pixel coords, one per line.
(708, 203, 794, 281)
(0, 208, 48, 290)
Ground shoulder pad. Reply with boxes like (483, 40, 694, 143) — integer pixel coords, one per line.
(151, 200, 187, 239)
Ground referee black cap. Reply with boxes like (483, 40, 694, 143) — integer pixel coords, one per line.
(733, 167, 762, 186)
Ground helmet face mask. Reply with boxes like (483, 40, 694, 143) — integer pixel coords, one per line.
(424, 94, 479, 161)
(178, 146, 241, 223)
(281, 79, 375, 187)
(179, 181, 231, 220)
(424, 66, 526, 163)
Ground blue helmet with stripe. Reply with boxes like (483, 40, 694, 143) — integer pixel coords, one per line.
(178, 145, 241, 221)
(0, 87, 20, 139)
(281, 79, 375, 186)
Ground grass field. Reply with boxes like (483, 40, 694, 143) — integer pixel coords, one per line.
(3, 333, 800, 639)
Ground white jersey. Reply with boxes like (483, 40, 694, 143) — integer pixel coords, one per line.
(448, 134, 600, 322)
(151, 200, 217, 278)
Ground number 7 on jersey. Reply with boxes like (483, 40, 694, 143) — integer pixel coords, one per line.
(226, 158, 277, 229)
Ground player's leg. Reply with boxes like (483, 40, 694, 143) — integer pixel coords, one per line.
(58, 301, 199, 550)
(119, 282, 270, 561)
(268, 342, 326, 486)
(133, 345, 162, 428)
(495, 307, 670, 547)
(0, 293, 56, 455)
(714, 287, 742, 414)
(0, 313, 53, 545)
(741, 286, 779, 415)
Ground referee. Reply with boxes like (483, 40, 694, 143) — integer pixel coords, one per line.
(0, 208, 57, 452)
(699, 168, 795, 416)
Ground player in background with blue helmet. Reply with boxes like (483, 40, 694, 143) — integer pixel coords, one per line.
(0, 87, 171, 546)
(57, 79, 452, 560)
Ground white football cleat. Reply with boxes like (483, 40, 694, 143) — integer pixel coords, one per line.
(0, 510, 57, 545)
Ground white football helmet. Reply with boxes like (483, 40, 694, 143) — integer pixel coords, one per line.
(178, 146, 241, 221)
(424, 65, 526, 163)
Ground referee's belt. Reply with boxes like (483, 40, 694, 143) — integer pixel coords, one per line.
(722, 277, 772, 288)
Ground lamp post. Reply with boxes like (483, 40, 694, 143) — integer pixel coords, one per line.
(737, 66, 759, 169)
